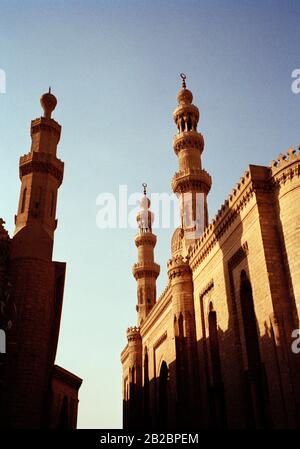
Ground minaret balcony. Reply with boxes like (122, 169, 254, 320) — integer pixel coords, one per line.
(19, 151, 64, 185)
(134, 232, 157, 247)
(173, 131, 204, 155)
(132, 262, 160, 280)
(172, 168, 212, 194)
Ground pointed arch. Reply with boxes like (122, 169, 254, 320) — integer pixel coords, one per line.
(158, 361, 168, 428)
(208, 301, 227, 428)
(240, 269, 268, 428)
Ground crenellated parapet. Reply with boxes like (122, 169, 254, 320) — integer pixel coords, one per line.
(127, 326, 141, 343)
(167, 255, 192, 280)
(270, 147, 300, 186)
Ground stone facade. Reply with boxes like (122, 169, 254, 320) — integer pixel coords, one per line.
(0, 90, 82, 429)
(121, 77, 300, 429)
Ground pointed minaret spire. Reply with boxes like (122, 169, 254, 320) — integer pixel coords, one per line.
(172, 74, 212, 241)
(132, 184, 160, 326)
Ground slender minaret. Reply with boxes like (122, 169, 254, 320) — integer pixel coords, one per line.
(172, 74, 211, 241)
(132, 184, 160, 326)
(167, 75, 204, 427)
(5, 90, 67, 428)
(12, 88, 64, 259)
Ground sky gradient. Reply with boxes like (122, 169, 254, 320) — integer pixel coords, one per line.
(0, 0, 299, 428)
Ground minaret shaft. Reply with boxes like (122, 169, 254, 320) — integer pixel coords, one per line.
(132, 187, 160, 326)
(172, 75, 211, 240)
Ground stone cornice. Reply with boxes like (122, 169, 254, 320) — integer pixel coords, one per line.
(134, 232, 157, 247)
(132, 262, 160, 280)
(19, 151, 64, 185)
(173, 131, 203, 155)
(172, 168, 212, 194)
(153, 331, 168, 350)
(228, 242, 249, 270)
(199, 279, 214, 299)
(31, 116, 61, 139)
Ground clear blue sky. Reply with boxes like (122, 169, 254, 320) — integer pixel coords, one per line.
(0, 0, 299, 428)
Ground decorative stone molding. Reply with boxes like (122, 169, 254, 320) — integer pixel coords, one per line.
(153, 331, 167, 350)
(172, 168, 212, 194)
(19, 160, 64, 185)
(132, 262, 160, 280)
(134, 233, 157, 247)
(228, 242, 249, 271)
(189, 169, 255, 270)
(199, 279, 214, 300)
(31, 116, 61, 140)
(173, 131, 203, 155)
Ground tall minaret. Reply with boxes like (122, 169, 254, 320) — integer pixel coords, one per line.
(5, 91, 67, 428)
(12, 88, 64, 259)
(172, 74, 211, 241)
(132, 184, 160, 326)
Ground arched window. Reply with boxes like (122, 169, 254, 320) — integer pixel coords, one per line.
(178, 312, 184, 339)
(158, 361, 168, 428)
(240, 270, 261, 371)
(208, 302, 227, 428)
(208, 302, 222, 385)
(144, 348, 150, 419)
(21, 188, 27, 213)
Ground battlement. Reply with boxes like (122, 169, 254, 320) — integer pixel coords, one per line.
(127, 326, 140, 335)
(167, 254, 191, 280)
(0, 219, 9, 241)
(270, 146, 300, 175)
(190, 168, 252, 259)
(127, 326, 141, 343)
